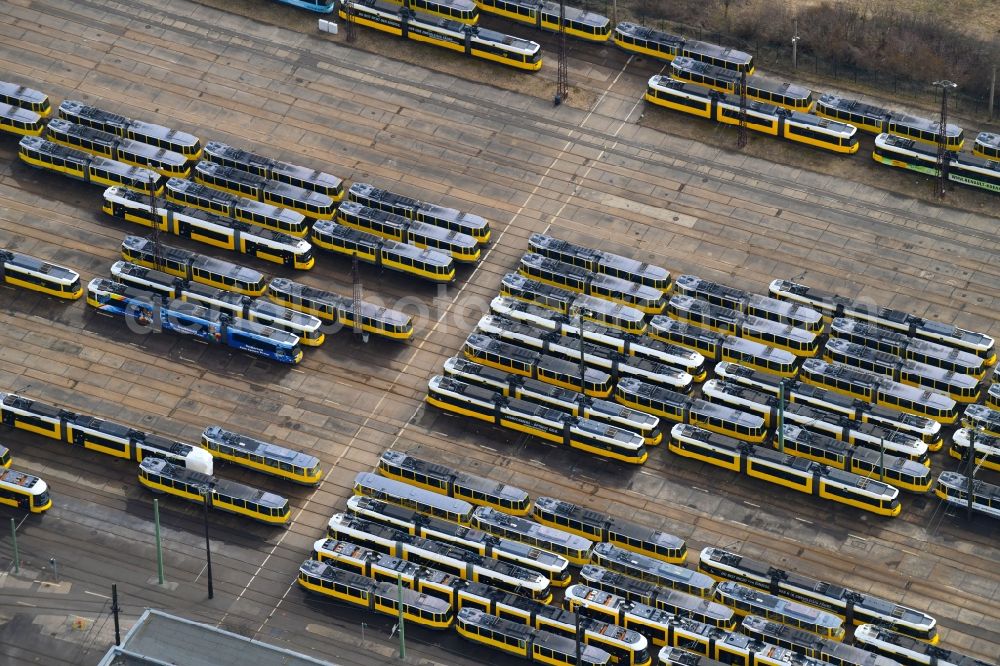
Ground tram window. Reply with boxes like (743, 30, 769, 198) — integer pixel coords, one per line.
(698, 446, 737, 464)
(675, 94, 710, 112)
(755, 464, 807, 484)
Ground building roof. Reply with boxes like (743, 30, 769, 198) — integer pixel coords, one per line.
(97, 609, 337, 666)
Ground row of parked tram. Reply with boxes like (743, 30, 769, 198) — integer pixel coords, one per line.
(0, 383, 333, 520)
(1, 81, 494, 288)
(293, 448, 988, 666)
(266, 0, 999, 192)
(425, 230, 1000, 520)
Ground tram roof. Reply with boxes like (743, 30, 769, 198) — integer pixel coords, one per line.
(975, 131, 1000, 149)
(475, 27, 538, 50)
(785, 111, 853, 133)
(582, 565, 658, 594)
(0, 467, 42, 488)
(379, 450, 528, 502)
(0, 81, 48, 103)
(650, 316, 723, 342)
(538, 1, 608, 25)
(616, 22, 683, 44)
(888, 112, 962, 138)
(59, 99, 128, 126)
(529, 233, 603, 263)
(502, 272, 574, 301)
(2, 250, 79, 281)
(347, 495, 491, 542)
(205, 140, 275, 169)
(90, 276, 165, 304)
(431, 374, 500, 405)
(618, 377, 689, 404)
(267, 182, 330, 204)
(594, 542, 697, 576)
(938, 471, 1000, 501)
(140, 457, 287, 507)
(48, 117, 117, 142)
(817, 93, 890, 119)
(20, 135, 91, 164)
(203, 427, 319, 467)
(122, 235, 201, 265)
(0, 102, 41, 123)
(473, 506, 593, 549)
(68, 414, 137, 439)
(112, 260, 178, 287)
(197, 160, 267, 186)
(272, 161, 343, 187)
(716, 582, 842, 627)
(190, 255, 264, 284)
(168, 177, 238, 203)
(247, 299, 318, 326)
(340, 200, 408, 226)
(349, 181, 419, 209)
(676, 274, 747, 300)
(877, 132, 938, 156)
(355, 472, 474, 514)
(684, 39, 752, 63)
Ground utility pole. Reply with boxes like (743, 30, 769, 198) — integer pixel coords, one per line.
(352, 253, 368, 342)
(878, 437, 885, 482)
(990, 65, 996, 122)
(737, 71, 748, 149)
(575, 613, 584, 666)
(200, 485, 215, 600)
(966, 429, 978, 520)
(153, 498, 164, 585)
(555, 0, 568, 105)
(932, 80, 957, 199)
(791, 21, 800, 69)
(776, 380, 785, 452)
(148, 175, 165, 273)
(9, 518, 18, 574)
(396, 575, 406, 659)
(111, 584, 121, 646)
(574, 305, 590, 395)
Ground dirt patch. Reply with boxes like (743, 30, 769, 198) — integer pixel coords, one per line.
(788, 0, 1000, 43)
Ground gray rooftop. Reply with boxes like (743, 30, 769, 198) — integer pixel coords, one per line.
(97, 609, 337, 666)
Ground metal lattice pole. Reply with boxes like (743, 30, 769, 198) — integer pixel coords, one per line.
(556, 0, 568, 105)
(352, 252, 367, 342)
(932, 80, 956, 199)
(776, 380, 785, 452)
(737, 71, 748, 149)
(576, 307, 587, 395)
(147, 175, 166, 273)
(966, 428, 979, 520)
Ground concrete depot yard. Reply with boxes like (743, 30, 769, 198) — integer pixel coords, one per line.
(0, 0, 998, 664)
